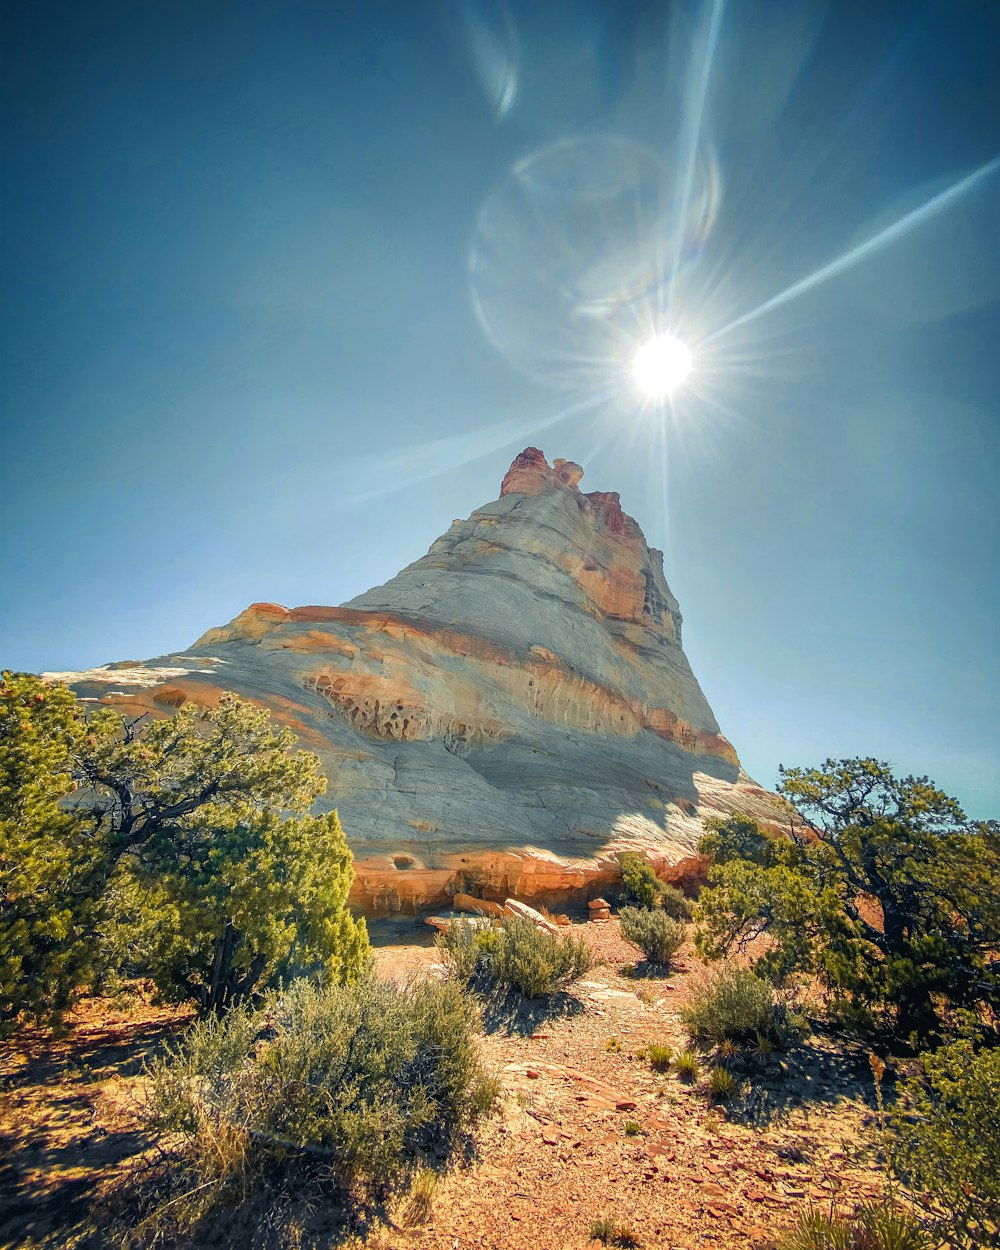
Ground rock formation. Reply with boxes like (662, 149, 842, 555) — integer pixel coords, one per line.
(49, 449, 786, 914)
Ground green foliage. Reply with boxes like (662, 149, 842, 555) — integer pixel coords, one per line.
(486, 914, 588, 998)
(852, 1205, 933, 1250)
(618, 852, 692, 919)
(658, 883, 693, 922)
(132, 976, 498, 1241)
(694, 812, 841, 985)
(775, 1203, 929, 1250)
(707, 1065, 737, 1101)
(107, 803, 369, 1012)
(438, 915, 591, 998)
(777, 1207, 855, 1250)
(436, 915, 485, 984)
(619, 852, 663, 909)
(646, 1043, 673, 1070)
(84, 692, 370, 1011)
(0, 676, 369, 1025)
(752, 1032, 774, 1058)
(674, 1049, 700, 1081)
(694, 760, 1000, 1043)
(891, 1038, 1000, 1248)
(401, 1166, 440, 1227)
(682, 964, 801, 1048)
(0, 673, 98, 1031)
(618, 905, 685, 967)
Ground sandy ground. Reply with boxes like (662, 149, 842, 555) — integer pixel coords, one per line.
(0, 922, 889, 1250)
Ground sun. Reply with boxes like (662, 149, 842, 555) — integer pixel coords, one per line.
(632, 333, 693, 398)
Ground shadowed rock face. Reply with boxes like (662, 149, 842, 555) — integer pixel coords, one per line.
(49, 449, 787, 914)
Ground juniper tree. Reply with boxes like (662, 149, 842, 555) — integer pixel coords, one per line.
(0, 674, 369, 1027)
(695, 759, 999, 1044)
(0, 673, 97, 1030)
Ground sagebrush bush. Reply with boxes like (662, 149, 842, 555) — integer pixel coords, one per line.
(437, 916, 485, 984)
(891, 1039, 1000, 1249)
(658, 883, 693, 922)
(129, 976, 499, 1241)
(682, 964, 802, 1047)
(618, 906, 685, 967)
(438, 916, 590, 998)
(776, 1202, 929, 1250)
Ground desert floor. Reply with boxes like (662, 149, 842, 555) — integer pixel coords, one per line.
(0, 920, 891, 1250)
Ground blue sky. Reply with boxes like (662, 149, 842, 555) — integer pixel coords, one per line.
(3, 0, 998, 816)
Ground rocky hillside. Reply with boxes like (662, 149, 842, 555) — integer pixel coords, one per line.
(49, 449, 786, 913)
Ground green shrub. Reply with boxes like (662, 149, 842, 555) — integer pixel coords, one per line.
(682, 964, 801, 1047)
(892, 1038, 1000, 1248)
(438, 916, 590, 998)
(646, 1043, 673, 1070)
(0, 673, 100, 1033)
(131, 976, 499, 1239)
(618, 906, 685, 967)
(490, 917, 591, 997)
(707, 1065, 737, 1101)
(623, 1120, 643, 1137)
(674, 1049, 700, 1081)
(436, 916, 484, 983)
(619, 852, 663, 909)
(776, 1203, 929, 1250)
(658, 883, 693, 922)
(618, 852, 693, 920)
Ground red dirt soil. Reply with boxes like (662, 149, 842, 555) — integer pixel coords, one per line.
(1, 925, 889, 1250)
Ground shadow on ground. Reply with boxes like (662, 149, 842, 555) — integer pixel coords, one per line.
(0, 1006, 189, 1250)
(621, 960, 677, 980)
(479, 986, 585, 1036)
(728, 1030, 880, 1130)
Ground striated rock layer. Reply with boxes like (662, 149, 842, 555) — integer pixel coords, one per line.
(49, 449, 787, 914)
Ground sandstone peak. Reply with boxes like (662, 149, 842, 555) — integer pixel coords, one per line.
(500, 448, 637, 540)
(52, 449, 787, 915)
(501, 447, 584, 495)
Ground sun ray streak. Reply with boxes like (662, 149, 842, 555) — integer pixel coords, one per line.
(704, 155, 1000, 343)
(346, 385, 620, 503)
(666, 0, 725, 321)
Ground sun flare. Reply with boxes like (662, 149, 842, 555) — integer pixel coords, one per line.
(632, 333, 693, 398)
